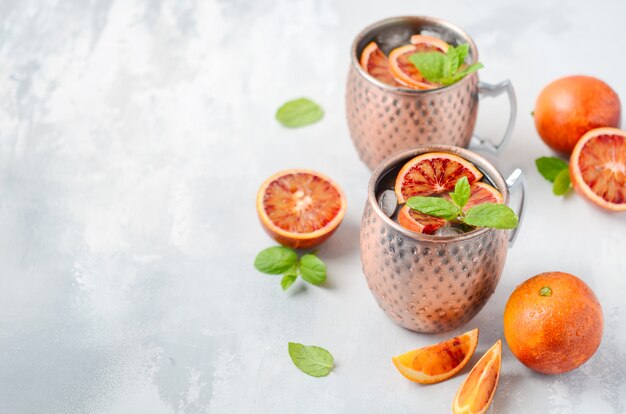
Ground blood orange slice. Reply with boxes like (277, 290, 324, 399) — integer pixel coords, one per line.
(392, 328, 479, 384)
(360, 41, 400, 86)
(410, 34, 451, 52)
(570, 127, 626, 211)
(389, 36, 449, 90)
(395, 152, 483, 203)
(397, 205, 446, 234)
(256, 169, 347, 249)
(443, 182, 504, 212)
(452, 340, 502, 414)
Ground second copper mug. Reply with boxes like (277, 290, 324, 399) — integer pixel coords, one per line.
(346, 16, 517, 170)
(360, 146, 526, 333)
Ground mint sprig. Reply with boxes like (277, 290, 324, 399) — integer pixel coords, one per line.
(254, 246, 327, 290)
(535, 156, 571, 196)
(408, 44, 484, 86)
(406, 177, 518, 230)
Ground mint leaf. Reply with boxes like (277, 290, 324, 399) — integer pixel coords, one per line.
(536, 157, 568, 182)
(449, 177, 471, 208)
(454, 44, 470, 70)
(446, 47, 458, 76)
(408, 52, 447, 83)
(409, 44, 482, 86)
(281, 272, 298, 290)
(299, 254, 326, 285)
(276, 98, 324, 128)
(406, 196, 460, 220)
(462, 203, 519, 229)
(553, 168, 571, 195)
(442, 63, 484, 85)
(254, 246, 298, 274)
(288, 342, 334, 377)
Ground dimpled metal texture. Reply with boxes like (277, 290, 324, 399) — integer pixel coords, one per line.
(346, 16, 480, 170)
(360, 146, 510, 333)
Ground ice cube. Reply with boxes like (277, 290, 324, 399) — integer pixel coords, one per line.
(376, 26, 414, 54)
(434, 226, 464, 237)
(378, 190, 398, 217)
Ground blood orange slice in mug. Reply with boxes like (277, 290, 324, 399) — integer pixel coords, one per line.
(388, 36, 449, 90)
(394, 152, 483, 203)
(443, 181, 504, 212)
(397, 205, 446, 234)
(360, 41, 400, 86)
(570, 127, 626, 211)
(256, 169, 347, 249)
(392, 328, 479, 384)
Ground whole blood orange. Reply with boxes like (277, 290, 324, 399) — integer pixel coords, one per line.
(392, 328, 479, 384)
(534, 75, 621, 154)
(570, 127, 626, 211)
(503, 272, 603, 374)
(256, 169, 347, 249)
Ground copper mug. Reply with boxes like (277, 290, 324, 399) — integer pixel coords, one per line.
(346, 16, 517, 170)
(360, 146, 526, 333)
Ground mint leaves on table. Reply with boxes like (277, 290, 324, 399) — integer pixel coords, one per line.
(254, 246, 327, 290)
(406, 177, 519, 230)
(408, 43, 484, 86)
(276, 98, 324, 128)
(536, 156, 571, 196)
(288, 342, 334, 377)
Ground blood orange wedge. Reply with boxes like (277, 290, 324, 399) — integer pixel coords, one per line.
(452, 340, 502, 414)
(392, 328, 479, 384)
(360, 41, 400, 86)
(256, 169, 347, 249)
(570, 127, 626, 211)
(443, 182, 504, 212)
(397, 205, 446, 234)
(395, 153, 483, 203)
(389, 36, 449, 90)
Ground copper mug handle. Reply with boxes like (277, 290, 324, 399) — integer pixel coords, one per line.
(470, 80, 517, 154)
(505, 168, 526, 246)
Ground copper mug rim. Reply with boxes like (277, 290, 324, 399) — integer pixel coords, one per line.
(351, 15, 479, 95)
(367, 145, 510, 243)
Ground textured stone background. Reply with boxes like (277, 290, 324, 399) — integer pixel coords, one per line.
(0, 0, 624, 412)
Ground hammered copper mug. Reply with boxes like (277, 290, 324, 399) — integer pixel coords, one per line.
(346, 16, 517, 170)
(360, 146, 526, 333)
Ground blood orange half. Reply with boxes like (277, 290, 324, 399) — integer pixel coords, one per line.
(570, 127, 626, 211)
(397, 205, 446, 234)
(360, 41, 400, 86)
(256, 169, 347, 249)
(395, 153, 483, 203)
(388, 36, 449, 90)
(452, 340, 502, 414)
(392, 328, 479, 384)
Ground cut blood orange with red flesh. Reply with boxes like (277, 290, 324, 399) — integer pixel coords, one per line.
(397, 205, 446, 234)
(389, 36, 449, 90)
(392, 328, 479, 384)
(452, 340, 502, 414)
(395, 152, 483, 203)
(570, 127, 626, 211)
(256, 169, 347, 249)
(443, 182, 504, 212)
(360, 41, 401, 86)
